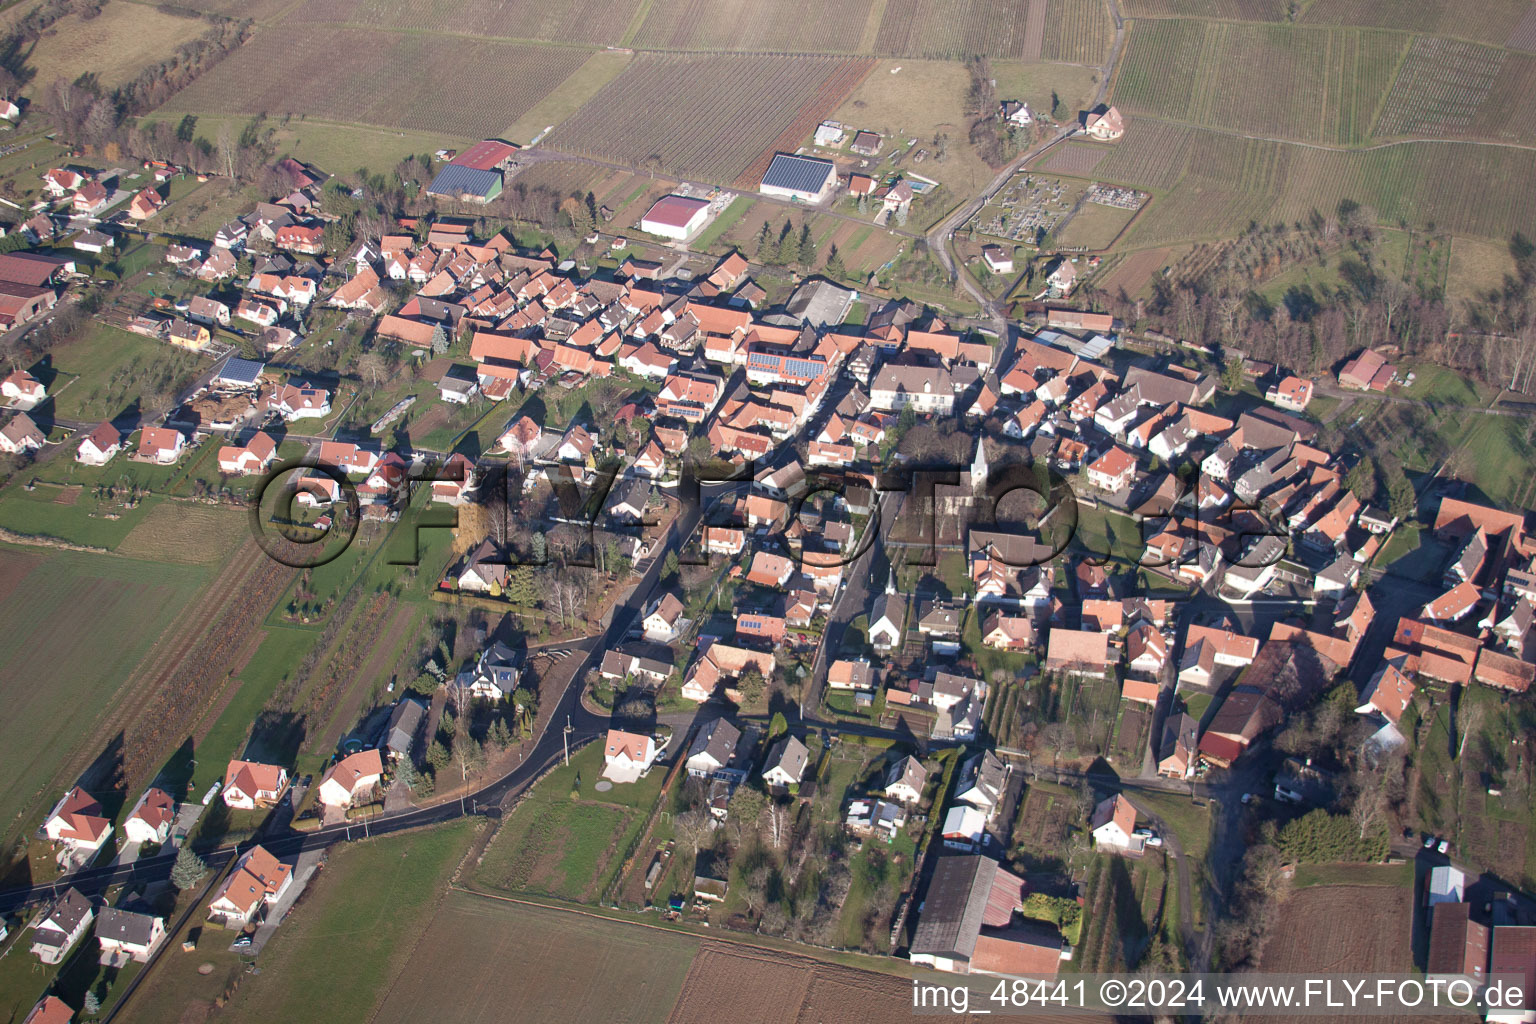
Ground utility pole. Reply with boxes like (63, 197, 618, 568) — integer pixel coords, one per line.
(563, 715, 573, 766)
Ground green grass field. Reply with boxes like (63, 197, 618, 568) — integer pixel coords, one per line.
(0, 547, 212, 844)
(473, 740, 666, 902)
(44, 322, 208, 425)
(118, 822, 477, 1024)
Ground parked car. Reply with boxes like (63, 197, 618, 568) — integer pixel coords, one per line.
(1437, 839, 1450, 854)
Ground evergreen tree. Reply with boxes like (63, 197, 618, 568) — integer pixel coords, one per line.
(755, 221, 772, 258)
(797, 223, 816, 267)
(584, 190, 599, 233)
(487, 717, 514, 750)
(426, 739, 450, 775)
(776, 219, 795, 265)
(825, 245, 846, 280)
(171, 845, 209, 890)
(83, 991, 101, 1016)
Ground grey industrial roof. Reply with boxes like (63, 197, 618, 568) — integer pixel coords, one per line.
(427, 164, 501, 198)
(217, 356, 266, 385)
(910, 855, 995, 959)
(761, 153, 834, 195)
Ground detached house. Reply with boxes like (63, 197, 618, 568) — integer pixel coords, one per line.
(76, 421, 121, 465)
(884, 755, 928, 805)
(761, 735, 809, 790)
(318, 749, 383, 810)
(222, 760, 288, 810)
(30, 888, 93, 964)
(685, 718, 741, 778)
(137, 426, 185, 464)
(96, 908, 166, 965)
(1090, 794, 1141, 851)
(42, 787, 112, 855)
(602, 729, 658, 784)
(208, 846, 293, 928)
(123, 787, 175, 846)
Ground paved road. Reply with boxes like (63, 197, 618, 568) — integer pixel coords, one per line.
(0, 476, 709, 918)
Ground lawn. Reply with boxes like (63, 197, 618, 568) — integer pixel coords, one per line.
(0, 546, 212, 847)
(0, 485, 167, 548)
(1056, 201, 1139, 251)
(1292, 861, 1413, 888)
(117, 822, 477, 1024)
(19, 3, 211, 95)
(473, 740, 667, 902)
(1135, 791, 1213, 865)
(43, 322, 208, 424)
(834, 829, 917, 951)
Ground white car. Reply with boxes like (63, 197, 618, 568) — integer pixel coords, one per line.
(1437, 839, 1450, 855)
(1144, 835, 1164, 848)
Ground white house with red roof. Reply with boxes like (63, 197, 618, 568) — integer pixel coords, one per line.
(1083, 106, 1126, 141)
(601, 729, 658, 784)
(1086, 446, 1137, 492)
(222, 760, 288, 810)
(136, 426, 185, 464)
(76, 422, 121, 465)
(2, 369, 45, 407)
(208, 845, 292, 927)
(318, 749, 383, 810)
(217, 431, 278, 475)
(42, 787, 112, 854)
(1090, 794, 1141, 851)
(123, 787, 176, 845)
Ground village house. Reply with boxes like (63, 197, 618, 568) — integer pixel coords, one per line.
(0, 412, 44, 454)
(1045, 628, 1111, 676)
(909, 855, 1063, 976)
(453, 638, 521, 699)
(96, 908, 166, 966)
(318, 749, 384, 811)
(23, 997, 74, 1024)
(761, 735, 809, 790)
(2, 369, 45, 406)
(642, 592, 687, 642)
(601, 729, 658, 785)
(75, 421, 121, 465)
(123, 787, 175, 846)
(42, 787, 112, 855)
(884, 755, 928, 804)
(1083, 105, 1126, 141)
(136, 426, 185, 464)
(1090, 794, 1142, 852)
(222, 760, 288, 809)
(208, 845, 293, 928)
(685, 718, 741, 778)
(217, 431, 278, 476)
(29, 888, 93, 964)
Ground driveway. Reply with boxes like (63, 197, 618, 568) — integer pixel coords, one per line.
(235, 846, 325, 956)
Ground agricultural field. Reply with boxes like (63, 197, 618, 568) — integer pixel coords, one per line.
(18, 3, 214, 96)
(1374, 39, 1536, 143)
(1300, 0, 1533, 47)
(630, 0, 879, 52)
(375, 895, 699, 1024)
(158, 28, 591, 138)
(0, 547, 211, 848)
(546, 53, 874, 187)
(666, 943, 929, 1024)
(1092, 119, 1536, 244)
(875, 0, 1050, 59)
(117, 822, 477, 1024)
(138, 0, 299, 22)
(1446, 234, 1519, 303)
(1512, 4, 1536, 50)
(504, 50, 635, 146)
(304, 0, 642, 45)
(1120, 0, 1283, 17)
(1036, 141, 1108, 175)
(1258, 884, 1414, 982)
(1094, 245, 1179, 298)
(1041, 0, 1117, 64)
(1110, 20, 1407, 145)
(114, 504, 250, 564)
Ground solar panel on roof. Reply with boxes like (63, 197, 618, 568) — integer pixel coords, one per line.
(218, 357, 266, 384)
(761, 153, 834, 195)
(426, 165, 501, 198)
